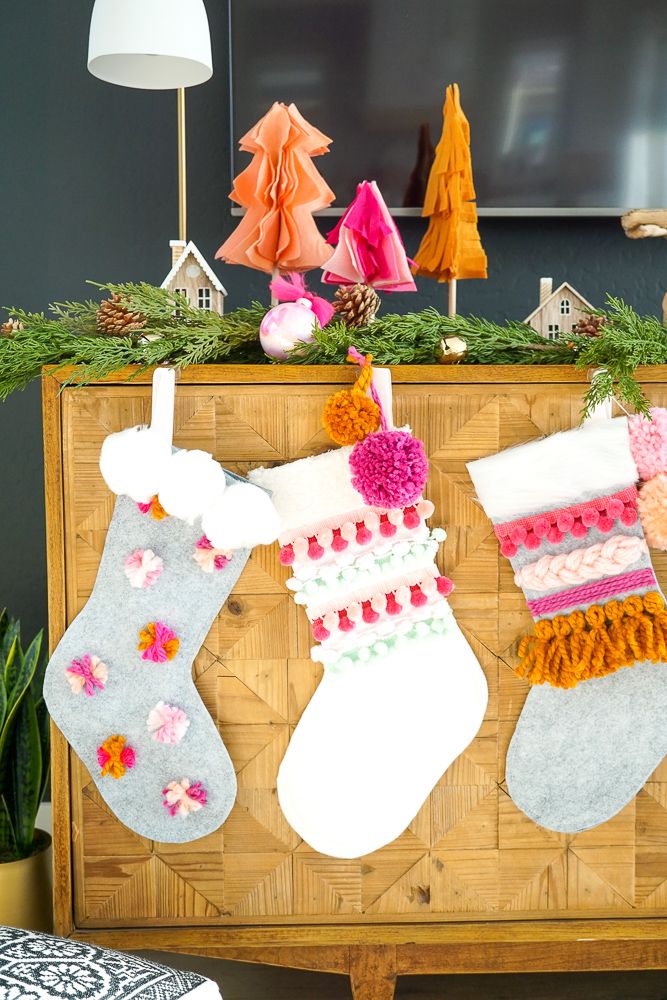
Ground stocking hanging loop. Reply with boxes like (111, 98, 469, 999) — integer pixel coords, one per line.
(150, 367, 176, 448)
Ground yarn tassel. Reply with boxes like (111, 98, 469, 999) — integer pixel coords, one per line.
(517, 592, 667, 689)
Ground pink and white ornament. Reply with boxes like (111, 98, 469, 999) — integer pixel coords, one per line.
(259, 298, 319, 360)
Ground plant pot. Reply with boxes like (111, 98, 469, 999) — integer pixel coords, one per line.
(0, 829, 52, 932)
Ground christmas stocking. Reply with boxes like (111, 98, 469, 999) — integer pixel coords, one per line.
(44, 381, 279, 844)
(250, 444, 487, 859)
(468, 416, 667, 833)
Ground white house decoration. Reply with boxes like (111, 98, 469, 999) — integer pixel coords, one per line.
(161, 240, 227, 315)
(524, 278, 594, 341)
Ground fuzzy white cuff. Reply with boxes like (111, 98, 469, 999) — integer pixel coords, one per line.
(467, 417, 638, 522)
(249, 447, 363, 534)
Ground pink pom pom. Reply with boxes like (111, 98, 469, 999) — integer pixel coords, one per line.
(556, 511, 575, 532)
(331, 529, 348, 552)
(356, 522, 373, 545)
(532, 517, 550, 539)
(598, 516, 615, 533)
(524, 531, 540, 550)
(410, 585, 428, 607)
(379, 515, 397, 538)
(385, 593, 402, 615)
(436, 575, 454, 596)
(581, 508, 599, 528)
(349, 430, 428, 509)
(308, 537, 324, 560)
(509, 525, 527, 545)
(403, 507, 421, 530)
(338, 611, 355, 632)
(312, 619, 330, 641)
(621, 505, 638, 526)
(571, 519, 587, 538)
(628, 408, 667, 481)
(362, 601, 380, 624)
(280, 543, 295, 565)
(500, 539, 517, 557)
(121, 745, 136, 769)
(546, 526, 563, 544)
(605, 498, 624, 519)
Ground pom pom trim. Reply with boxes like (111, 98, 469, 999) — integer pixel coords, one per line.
(310, 572, 454, 641)
(494, 487, 638, 557)
(279, 499, 434, 566)
(312, 603, 453, 671)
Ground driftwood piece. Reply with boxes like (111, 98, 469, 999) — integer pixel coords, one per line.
(621, 209, 667, 238)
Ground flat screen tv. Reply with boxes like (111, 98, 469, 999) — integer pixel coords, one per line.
(229, 0, 667, 215)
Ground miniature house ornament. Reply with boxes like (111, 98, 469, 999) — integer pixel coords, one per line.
(161, 240, 227, 314)
(524, 277, 594, 341)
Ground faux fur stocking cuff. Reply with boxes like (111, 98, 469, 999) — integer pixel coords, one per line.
(467, 417, 638, 522)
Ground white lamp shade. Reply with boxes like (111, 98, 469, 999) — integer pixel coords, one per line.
(88, 0, 213, 89)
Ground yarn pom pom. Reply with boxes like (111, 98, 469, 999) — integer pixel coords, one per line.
(124, 548, 164, 588)
(163, 778, 207, 818)
(637, 473, 667, 549)
(628, 408, 667, 481)
(349, 430, 428, 508)
(202, 482, 281, 550)
(147, 701, 190, 745)
(158, 449, 226, 523)
(99, 426, 171, 503)
(323, 389, 381, 446)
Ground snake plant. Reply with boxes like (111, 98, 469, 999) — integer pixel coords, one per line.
(0, 610, 50, 861)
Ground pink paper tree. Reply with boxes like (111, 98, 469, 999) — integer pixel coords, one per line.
(322, 180, 416, 292)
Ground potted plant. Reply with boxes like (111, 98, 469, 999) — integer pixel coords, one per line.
(0, 608, 51, 930)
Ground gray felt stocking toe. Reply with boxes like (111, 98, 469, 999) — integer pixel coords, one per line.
(468, 416, 667, 833)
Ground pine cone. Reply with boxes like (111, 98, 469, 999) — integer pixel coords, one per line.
(333, 283, 380, 328)
(1, 319, 23, 337)
(96, 294, 147, 336)
(571, 314, 606, 338)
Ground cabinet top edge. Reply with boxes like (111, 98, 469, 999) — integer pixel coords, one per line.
(42, 364, 667, 387)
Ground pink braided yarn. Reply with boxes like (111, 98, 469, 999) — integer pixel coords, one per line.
(628, 407, 667, 481)
(514, 534, 647, 591)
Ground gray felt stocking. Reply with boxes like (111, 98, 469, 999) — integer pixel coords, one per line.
(44, 422, 279, 844)
(468, 416, 667, 833)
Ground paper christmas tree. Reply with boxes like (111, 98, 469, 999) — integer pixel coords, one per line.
(412, 83, 487, 315)
(322, 180, 416, 292)
(216, 102, 335, 273)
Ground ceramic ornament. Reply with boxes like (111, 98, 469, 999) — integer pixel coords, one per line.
(249, 372, 487, 859)
(468, 416, 667, 833)
(43, 377, 280, 843)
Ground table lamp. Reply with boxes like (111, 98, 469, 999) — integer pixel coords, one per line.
(87, 0, 213, 241)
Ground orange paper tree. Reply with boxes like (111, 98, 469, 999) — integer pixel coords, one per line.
(216, 102, 335, 275)
(412, 83, 487, 315)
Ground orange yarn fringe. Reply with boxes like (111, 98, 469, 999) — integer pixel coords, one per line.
(518, 592, 667, 689)
(322, 352, 381, 445)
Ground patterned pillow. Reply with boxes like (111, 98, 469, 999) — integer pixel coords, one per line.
(0, 926, 221, 1000)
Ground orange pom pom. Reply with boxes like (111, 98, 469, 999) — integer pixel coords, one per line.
(638, 474, 667, 549)
(323, 389, 381, 446)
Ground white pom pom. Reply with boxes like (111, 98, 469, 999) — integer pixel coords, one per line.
(157, 449, 226, 523)
(201, 482, 281, 550)
(99, 426, 172, 503)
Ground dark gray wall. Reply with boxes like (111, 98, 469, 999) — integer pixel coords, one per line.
(2, 2, 667, 643)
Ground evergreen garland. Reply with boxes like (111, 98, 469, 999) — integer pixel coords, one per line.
(2, 282, 666, 418)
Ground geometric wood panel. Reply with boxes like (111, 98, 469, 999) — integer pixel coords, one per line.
(54, 377, 667, 927)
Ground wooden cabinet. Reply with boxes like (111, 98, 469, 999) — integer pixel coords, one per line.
(43, 365, 667, 998)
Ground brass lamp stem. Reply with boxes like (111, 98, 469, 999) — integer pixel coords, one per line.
(177, 87, 187, 242)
